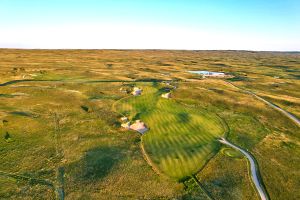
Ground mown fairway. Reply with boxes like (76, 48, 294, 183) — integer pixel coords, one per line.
(116, 83, 225, 179)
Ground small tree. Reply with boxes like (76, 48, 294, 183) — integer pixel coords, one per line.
(4, 131, 10, 140)
(106, 63, 113, 69)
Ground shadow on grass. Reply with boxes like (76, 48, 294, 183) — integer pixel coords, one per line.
(0, 94, 15, 98)
(66, 146, 125, 182)
(0, 79, 62, 86)
(9, 111, 33, 117)
(177, 112, 190, 123)
(158, 87, 172, 93)
(132, 112, 142, 121)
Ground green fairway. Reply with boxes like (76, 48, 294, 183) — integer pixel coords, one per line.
(116, 83, 225, 179)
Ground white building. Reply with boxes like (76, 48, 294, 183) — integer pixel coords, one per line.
(188, 70, 225, 77)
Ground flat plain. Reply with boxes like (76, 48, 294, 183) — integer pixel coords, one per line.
(0, 49, 299, 200)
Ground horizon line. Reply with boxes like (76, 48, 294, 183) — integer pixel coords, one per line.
(1, 48, 299, 53)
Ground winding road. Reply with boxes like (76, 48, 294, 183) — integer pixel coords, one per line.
(225, 81, 300, 127)
(219, 137, 269, 200)
(244, 90, 300, 127)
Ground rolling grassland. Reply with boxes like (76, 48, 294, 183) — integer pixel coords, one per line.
(0, 81, 184, 199)
(0, 49, 299, 200)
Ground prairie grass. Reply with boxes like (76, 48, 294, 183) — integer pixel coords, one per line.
(0, 49, 299, 199)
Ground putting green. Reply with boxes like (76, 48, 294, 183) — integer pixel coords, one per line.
(116, 83, 225, 179)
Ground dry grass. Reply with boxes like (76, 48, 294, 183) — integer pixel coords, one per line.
(0, 49, 299, 199)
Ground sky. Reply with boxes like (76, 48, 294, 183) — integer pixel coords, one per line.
(0, 0, 299, 51)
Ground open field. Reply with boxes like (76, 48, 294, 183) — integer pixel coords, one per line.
(0, 49, 299, 200)
(0, 80, 184, 199)
(115, 83, 225, 179)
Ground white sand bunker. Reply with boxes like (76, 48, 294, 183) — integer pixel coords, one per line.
(130, 120, 148, 134)
(161, 92, 171, 99)
(121, 119, 148, 134)
(132, 87, 142, 96)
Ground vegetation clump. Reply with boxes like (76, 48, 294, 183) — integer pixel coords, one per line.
(4, 132, 13, 142)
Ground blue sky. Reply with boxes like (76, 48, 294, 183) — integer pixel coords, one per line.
(0, 0, 299, 50)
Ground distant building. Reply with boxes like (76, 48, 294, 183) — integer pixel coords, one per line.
(206, 72, 225, 77)
(188, 70, 226, 77)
